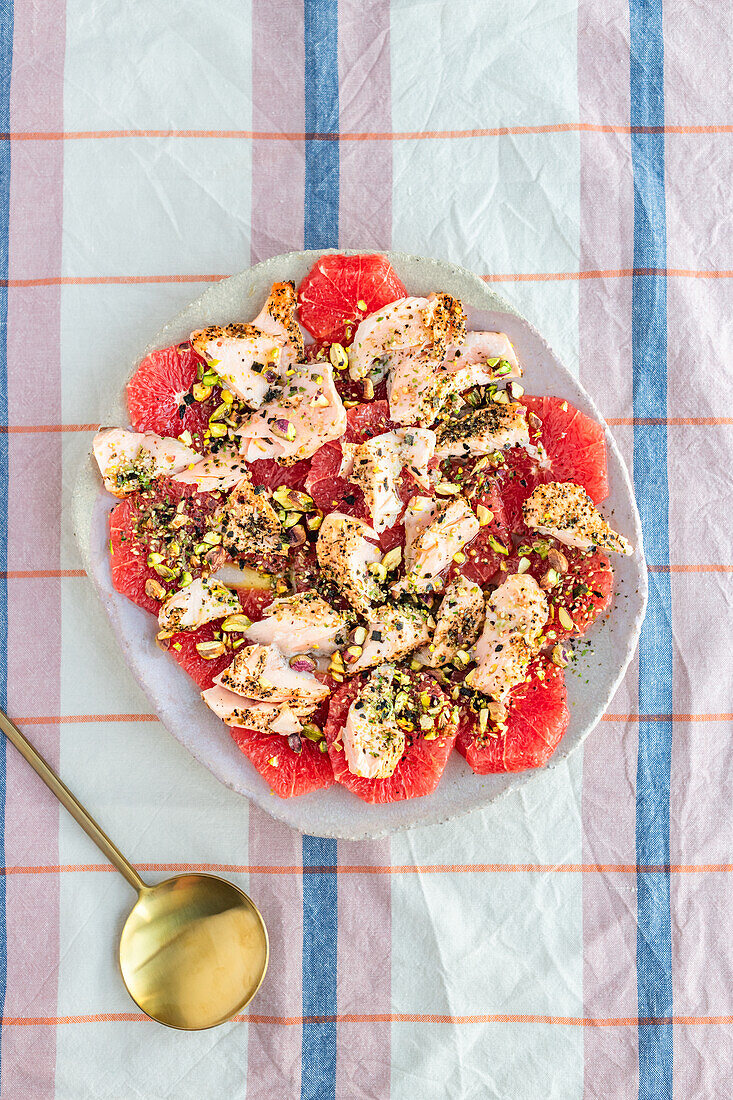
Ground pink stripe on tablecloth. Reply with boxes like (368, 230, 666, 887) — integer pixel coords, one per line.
(577, 0, 634, 422)
(671, 873, 733, 1018)
(1, 4, 65, 1095)
(334, 11, 393, 1090)
(245, 807, 303, 1100)
(336, 839, 391, 1100)
(246, 8, 306, 1085)
(582, 1026, 639, 1099)
(582, 872, 640, 1098)
(6, 436, 62, 570)
(581, 716, 641, 1096)
(577, 6, 639, 1095)
(337, 0, 392, 248)
(7, 144, 63, 280)
(250, 0, 305, 263)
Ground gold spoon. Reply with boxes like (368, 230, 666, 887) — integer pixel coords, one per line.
(0, 708, 269, 1030)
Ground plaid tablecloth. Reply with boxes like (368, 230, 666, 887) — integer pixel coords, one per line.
(2, 1, 731, 1097)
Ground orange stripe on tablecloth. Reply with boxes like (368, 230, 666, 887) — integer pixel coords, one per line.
(12, 419, 731, 430)
(1, 570, 86, 579)
(0, 423, 99, 433)
(602, 713, 732, 722)
(2, 862, 730, 876)
(2, 1012, 731, 1026)
(647, 565, 733, 573)
(606, 417, 733, 426)
(3, 269, 733, 289)
(1, 418, 730, 433)
(2, 275, 223, 287)
(13, 714, 158, 725)
(10, 712, 731, 725)
(1, 123, 732, 140)
(483, 268, 733, 282)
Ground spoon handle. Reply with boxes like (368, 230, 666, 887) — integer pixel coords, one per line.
(0, 708, 146, 893)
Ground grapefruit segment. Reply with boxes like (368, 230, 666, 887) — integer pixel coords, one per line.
(164, 622, 235, 689)
(298, 254, 407, 345)
(109, 481, 275, 621)
(306, 400, 395, 518)
(509, 542, 614, 640)
(456, 658, 569, 773)
(127, 343, 217, 448)
(229, 727, 335, 798)
(304, 341, 389, 405)
(521, 395, 608, 503)
(109, 482, 221, 613)
(164, 621, 335, 798)
(324, 672, 457, 803)
(446, 477, 512, 586)
(495, 446, 550, 534)
(246, 457, 311, 492)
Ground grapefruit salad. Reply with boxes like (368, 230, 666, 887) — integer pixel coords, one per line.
(93, 254, 633, 803)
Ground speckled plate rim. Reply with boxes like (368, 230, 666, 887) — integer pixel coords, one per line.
(73, 249, 647, 839)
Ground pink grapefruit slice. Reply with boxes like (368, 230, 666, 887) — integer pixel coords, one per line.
(298, 254, 407, 345)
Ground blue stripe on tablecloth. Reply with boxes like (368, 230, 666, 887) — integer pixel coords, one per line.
(629, 0, 673, 1096)
(301, 836, 338, 1100)
(304, 0, 339, 249)
(302, 4, 339, 1098)
(0, 0, 13, 1087)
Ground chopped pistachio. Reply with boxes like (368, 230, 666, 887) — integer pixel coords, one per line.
(152, 563, 177, 581)
(221, 614, 253, 633)
(558, 607, 575, 631)
(487, 535, 509, 555)
(547, 547, 569, 573)
(145, 578, 167, 601)
(329, 343, 349, 371)
(381, 546, 402, 571)
(196, 639, 227, 659)
(302, 723, 324, 743)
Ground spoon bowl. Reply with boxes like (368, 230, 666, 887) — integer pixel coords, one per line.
(120, 873, 269, 1030)
(0, 707, 269, 1030)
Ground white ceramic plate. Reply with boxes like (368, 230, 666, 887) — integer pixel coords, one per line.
(73, 250, 647, 839)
